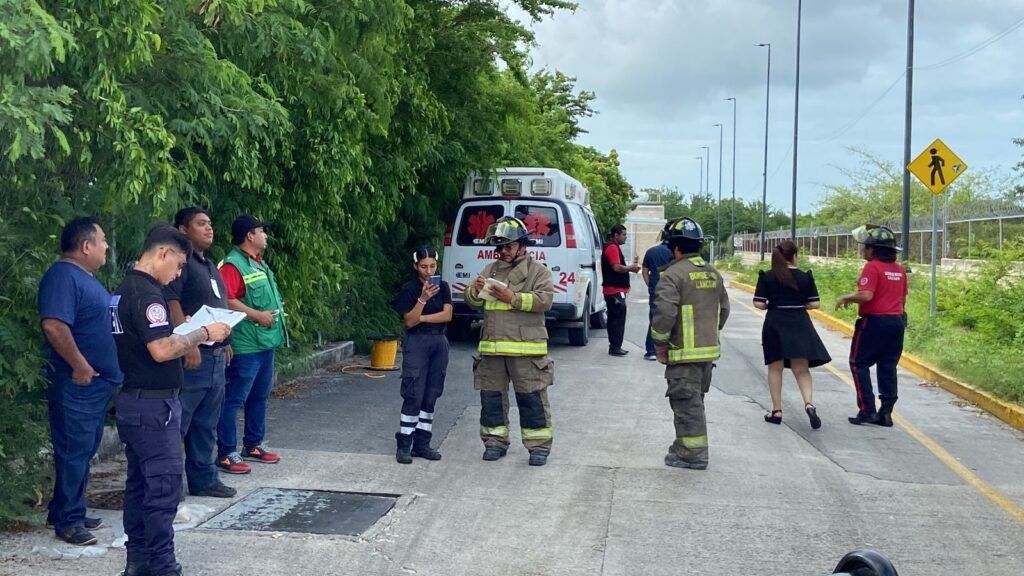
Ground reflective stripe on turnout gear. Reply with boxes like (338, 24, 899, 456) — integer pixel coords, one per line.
(478, 340, 548, 356)
(680, 434, 708, 448)
(484, 301, 514, 311)
(518, 292, 534, 312)
(667, 304, 720, 361)
(522, 427, 553, 440)
(481, 425, 509, 438)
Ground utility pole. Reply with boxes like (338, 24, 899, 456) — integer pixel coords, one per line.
(725, 97, 737, 253)
(700, 146, 710, 195)
(695, 156, 703, 196)
(757, 42, 772, 262)
(790, 0, 802, 241)
(713, 123, 724, 255)
(901, 0, 915, 259)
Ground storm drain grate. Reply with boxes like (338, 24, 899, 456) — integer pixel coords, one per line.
(200, 488, 398, 536)
(87, 489, 125, 510)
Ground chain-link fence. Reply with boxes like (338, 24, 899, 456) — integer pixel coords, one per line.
(734, 200, 1024, 262)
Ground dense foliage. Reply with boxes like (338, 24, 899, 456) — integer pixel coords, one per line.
(0, 0, 641, 526)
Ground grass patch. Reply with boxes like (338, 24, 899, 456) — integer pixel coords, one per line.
(729, 257, 1024, 404)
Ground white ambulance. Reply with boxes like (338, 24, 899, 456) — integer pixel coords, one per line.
(442, 167, 608, 346)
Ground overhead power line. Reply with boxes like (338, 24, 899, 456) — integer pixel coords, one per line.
(812, 14, 1024, 144)
(916, 15, 1024, 70)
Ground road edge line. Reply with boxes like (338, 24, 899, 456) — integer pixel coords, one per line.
(726, 291, 1024, 525)
(728, 279, 1024, 434)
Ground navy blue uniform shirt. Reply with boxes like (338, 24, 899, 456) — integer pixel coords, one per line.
(113, 270, 183, 390)
(38, 261, 124, 383)
(642, 243, 674, 297)
(393, 279, 452, 334)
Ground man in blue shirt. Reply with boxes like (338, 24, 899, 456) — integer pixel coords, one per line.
(642, 223, 676, 361)
(38, 217, 124, 546)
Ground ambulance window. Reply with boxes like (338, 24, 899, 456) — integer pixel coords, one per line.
(457, 204, 505, 246)
(514, 204, 561, 247)
(587, 212, 602, 247)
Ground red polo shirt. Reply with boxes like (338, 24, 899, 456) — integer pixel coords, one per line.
(856, 259, 908, 316)
(219, 251, 263, 300)
(602, 244, 629, 296)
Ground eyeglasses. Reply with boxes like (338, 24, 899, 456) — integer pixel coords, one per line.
(497, 243, 519, 252)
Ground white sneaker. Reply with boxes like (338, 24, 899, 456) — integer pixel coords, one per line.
(643, 353, 657, 361)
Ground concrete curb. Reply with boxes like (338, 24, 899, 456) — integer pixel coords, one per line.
(728, 279, 1024, 433)
(96, 341, 355, 461)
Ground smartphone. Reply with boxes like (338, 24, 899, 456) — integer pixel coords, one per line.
(429, 275, 441, 287)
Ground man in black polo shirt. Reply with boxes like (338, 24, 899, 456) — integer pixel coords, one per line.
(112, 225, 231, 576)
(165, 207, 245, 497)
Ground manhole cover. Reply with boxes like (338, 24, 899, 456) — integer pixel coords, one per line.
(87, 489, 124, 510)
(200, 488, 398, 536)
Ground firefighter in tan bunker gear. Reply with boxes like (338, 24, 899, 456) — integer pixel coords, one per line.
(650, 217, 730, 470)
(464, 216, 555, 467)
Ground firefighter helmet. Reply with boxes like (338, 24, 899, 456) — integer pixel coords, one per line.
(658, 217, 681, 242)
(485, 216, 532, 246)
(664, 217, 705, 243)
(851, 224, 901, 251)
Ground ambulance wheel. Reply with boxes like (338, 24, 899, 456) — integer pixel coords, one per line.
(569, 298, 591, 347)
(448, 319, 472, 342)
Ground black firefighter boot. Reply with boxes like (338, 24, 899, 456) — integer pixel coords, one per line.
(395, 432, 413, 464)
(411, 430, 442, 461)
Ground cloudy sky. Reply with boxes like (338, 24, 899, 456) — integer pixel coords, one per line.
(521, 0, 1024, 212)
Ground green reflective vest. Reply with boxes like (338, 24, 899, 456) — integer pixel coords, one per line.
(220, 247, 287, 354)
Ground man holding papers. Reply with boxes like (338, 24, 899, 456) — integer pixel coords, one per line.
(112, 225, 231, 576)
(166, 207, 248, 492)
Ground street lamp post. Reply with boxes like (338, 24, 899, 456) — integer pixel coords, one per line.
(790, 0, 802, 241)
(700, 146, 710, 195)
(756, 42, 771, 262)
(695, 156, 703, 196)
(725, 97, 737, 253)
(901, 0, 916, 259)
(713, 123, 724, 255)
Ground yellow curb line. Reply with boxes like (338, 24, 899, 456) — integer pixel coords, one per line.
(727, 293, 1024, 526)
(729, 279, 1024, 434)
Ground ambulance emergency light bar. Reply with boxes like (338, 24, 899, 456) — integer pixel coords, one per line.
(471, 177, 554, 197)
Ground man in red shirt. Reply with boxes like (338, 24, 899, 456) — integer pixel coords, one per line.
(836, 225, 908, 427)
(602, 224, 640, 356)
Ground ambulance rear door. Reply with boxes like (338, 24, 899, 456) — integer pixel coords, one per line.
(512, 200, 571, 310)
(443, 200, 509, 304)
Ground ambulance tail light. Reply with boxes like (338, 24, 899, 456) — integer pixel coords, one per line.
(444, 223, 453, 247)
(565, 222, 577, 249)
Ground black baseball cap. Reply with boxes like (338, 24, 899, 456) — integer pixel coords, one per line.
(231, 214, 270, 245)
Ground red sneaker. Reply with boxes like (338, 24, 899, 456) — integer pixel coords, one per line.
(217, 452, 252, 474)
(242, 444, 280, 464)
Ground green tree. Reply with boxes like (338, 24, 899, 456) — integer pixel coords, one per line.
(813, 148, 1016, 226)
(1, 0, 634, 527)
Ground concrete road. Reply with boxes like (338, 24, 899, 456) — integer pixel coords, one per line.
(4, 281, 1024, 575)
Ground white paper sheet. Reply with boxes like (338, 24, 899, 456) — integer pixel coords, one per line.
(172, 305, 248, 338)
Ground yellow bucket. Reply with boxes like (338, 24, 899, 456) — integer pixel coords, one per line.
(369, 337, 399, 371)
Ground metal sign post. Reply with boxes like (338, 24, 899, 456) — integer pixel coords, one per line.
(907, 138, 967, 318)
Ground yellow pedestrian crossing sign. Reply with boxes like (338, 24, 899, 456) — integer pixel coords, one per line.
(907, 138, 967, 195)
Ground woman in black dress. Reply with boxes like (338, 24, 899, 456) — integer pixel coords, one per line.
(753, 240, 831, 429)
(392, 246, 452, 463)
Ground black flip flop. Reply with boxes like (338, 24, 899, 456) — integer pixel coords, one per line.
(764, 410, 782, 425)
